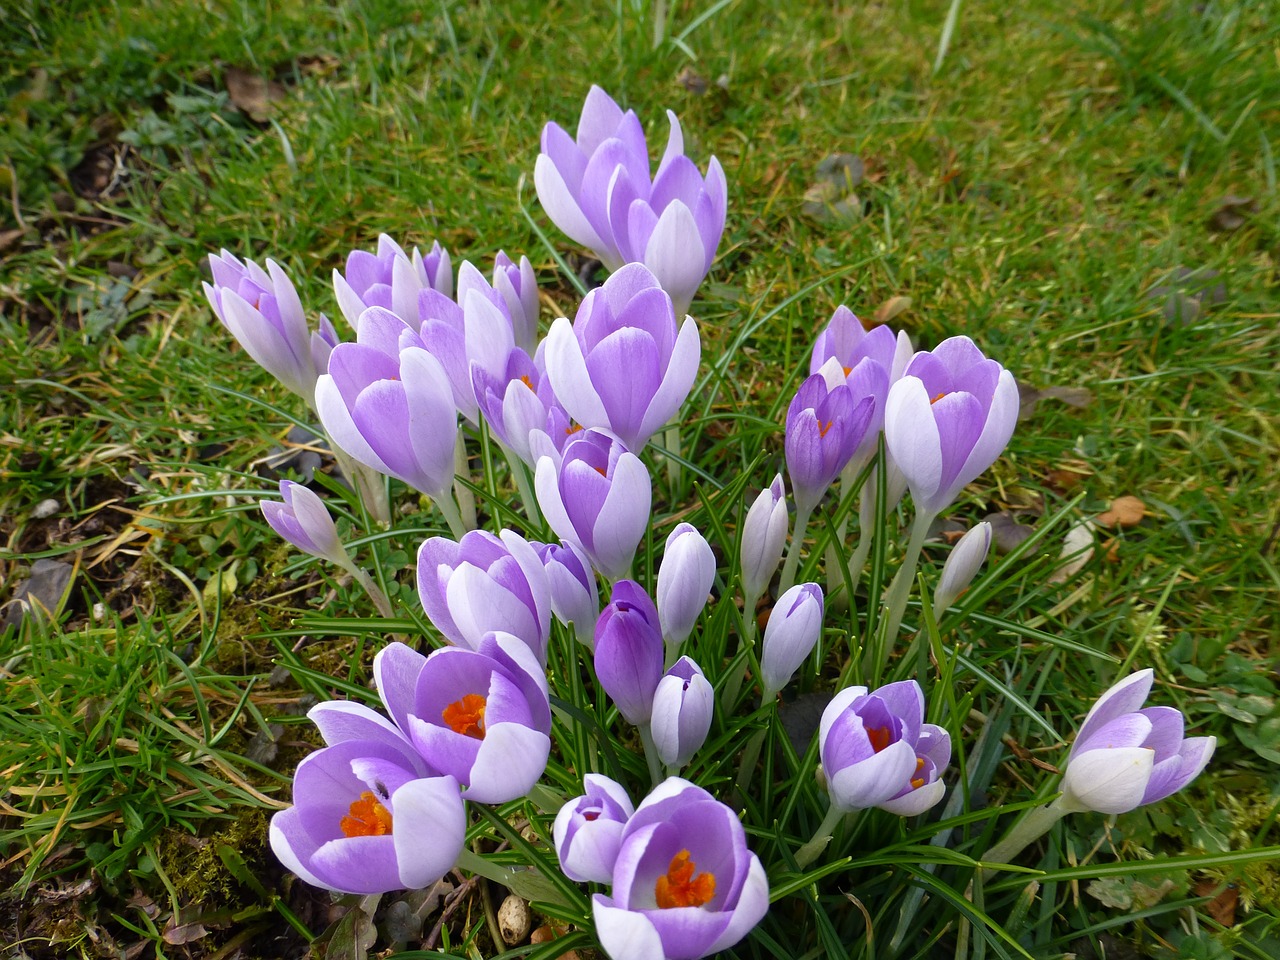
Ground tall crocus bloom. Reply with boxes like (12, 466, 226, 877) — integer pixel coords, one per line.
(553, 774, 635, 884)
(493, 251, 539, 354)
(759, 583, 824, 701)
(471, 346, 561, 469)
(739, 475, 788, 607)
(373, 637, 552, 804)
(535, 86, 727, 316)
(594, 581, 665, 726)
(314, 336, 459, 502)
(269, 699, 465, 895)
(592, 778, 769, 960)
(537, 540, 599, 642)
(545, 263, 700, 453)
(785, 374, 875, 519)
(650, 657, 714, 769)
(261, 480, 350, 568)
(417, 529, 552, 664)
(204, 251, 330, 401)
(333, 233, 452, 327)
(819, 680, 951, 816)
(933, 521, 992, 612)
(809, 307, 913, 385)
(655, 523, 716, 655)
(535, 429, 652, 580)
(1058, 670, 1215, 814)
(883, 336, 1018, 518)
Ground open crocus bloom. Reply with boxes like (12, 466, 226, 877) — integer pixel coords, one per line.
(819, 680, 951, 816)
(785, 374, 874, 517)
(554, 774, 635, 884)
(373, 636, 551, 805)
(333, 233, 452, 327)
(592, 778, 768, 960)
(1058, 669, 1215, 815)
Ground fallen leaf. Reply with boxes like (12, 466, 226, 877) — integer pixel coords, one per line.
(873, 295, 911, 326)
(2, 559, 76, 630)
(984, 511, 1034, 554)
(1048, 521, 1095, 584)
(1207, 194, 1257, 233)
(802, 154, 865, 224)
(677, 66, 708, 95)
(1018, 383, 1092, 421)
(1096, 495, 1145, 528)
(1195, 880, 1238, 926)
(1146, 266, 1226, 327)
(224, 67, 287, 122)
(1044, 465, 1091, 493)
(162, 918, 208, 945)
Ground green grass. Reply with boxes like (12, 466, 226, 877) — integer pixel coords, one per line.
(2, 0, 1278, 957)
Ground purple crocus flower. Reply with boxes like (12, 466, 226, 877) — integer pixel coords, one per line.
(417, 529, 552, 663)
(1058, 669, 1215, 814)
(553, 774, 635, 884)
(650, 657, 714, 769)
(592, 778, 769, 960)
(545, 263, 700, 453)
(372, 636, 552, 804)
(759, 583, 824, 701)
(269, 699, 465, 895)
(740, 474, 788, 606)
(261, 480, 350, 568)
(537, 540, 600, 642)
(471, 345, 562, 469)
(333, 233, 452, 327)
(492, 251, 539, 354)
(204, 251, 333, 401)
(785, 374, 875, 518)
(314, 332, 458, 500)
(534, 429, 652, 580)
(883, 336, 1018, 518)
(819, 680, 951, 816)
(655, 523, 715, 653)
(594, 580, 665, 726)
(535, 86, 727, 316)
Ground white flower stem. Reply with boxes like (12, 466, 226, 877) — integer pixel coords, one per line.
(778, 502, 815, 596)
(734, 722, 768, 798)
(453, 432, 477, 531)
(979, 799, 1068, 882)
(868, 510, 933, 679)
(347, 564, 394, 619)
(330, 446, 390, 525)
(794, 802, 847, 870)
(434, 492, 469, 541)
(638, 723, 664, 788)
(506, 450, 542, 526)
(663, 423, 682, 496)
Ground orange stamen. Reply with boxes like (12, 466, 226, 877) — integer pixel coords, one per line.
(910, 757, 926, 790)
(929, 391, 948, 405)
(340, 791, 393, 837)
(818, 420, 833, 438)
(519, 375, 534, 389)
(866, 726, 892, 753)
(842, 365, 853, 377)
(565, 423, 584, 436)
(655, 850, 716, 909)
(442, 693, 487, 739)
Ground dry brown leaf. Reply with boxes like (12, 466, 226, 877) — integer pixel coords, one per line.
(1097, 495, 1145, 528)
(1195, 880, 1238, 926)
(873, 295, 912, 326)
(162, 919, 208, 945)
(224, 67, 286, 122)
(1048, 520, 1095, 584)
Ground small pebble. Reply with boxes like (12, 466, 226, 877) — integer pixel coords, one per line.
(32, 498, 60, 519)
(498, 894, 532, 945)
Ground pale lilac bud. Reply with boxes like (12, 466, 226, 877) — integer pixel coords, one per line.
(759, 583, 824, 700)
(933, 521, 992, 612)
(537, 540, 600, 644)
(261, 480, 349, 568)
(655, 523, 715, 652)
(650, 657, 714, 768)
(493, 251, 539, 354)
(740, 474, 788, 603)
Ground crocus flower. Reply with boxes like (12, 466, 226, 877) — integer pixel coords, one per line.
(650, 658, 714, 769)
(819, 680, 951, 816)
(594, 581, 665, 726)
(785, 374, 875, 518)
(655, 523, 716, 654)
(535, 429, 652, 580)
(333, 233, 452, 327)
(471, 345, 562, 469)
(269, 699, 465, 895)
(739, 474, 788, 606)
(553, 774, 635, 884)
(759, 583, 824, 701)
(809, 307, 912, 385)
(417, 529, 552, 663)
(535, 86, 727, 316)
(545, 263, 700, 453)
(1058, 669, 1215, 815)
(373, 636, 552, 804)
(592, 778, 768, 960)
(261, 480, 350, 569)
(493, 251, 540, 355)
(883, 336, 1018, 518)
(537, 540, 600, 643)
(933, 521, 992, 612)
(204, 251, 332, 401)
(314, 337, 459, 500)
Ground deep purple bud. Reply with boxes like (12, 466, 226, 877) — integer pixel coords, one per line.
(593, 580, 665, 726)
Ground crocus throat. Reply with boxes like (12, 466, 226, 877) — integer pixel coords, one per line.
(929, 391, 948, 405)
(340, 791, 393, 837)
(910, 756, 926, 790)
(519, 375, 535, 389)
(866, 726, 892, 753)
(655, 850, 716, 909)
(818, 419, 834, 438)
(442, 693, 487, 739)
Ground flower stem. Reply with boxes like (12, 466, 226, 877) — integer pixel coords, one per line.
(867, 510, 933, 680)
(507, 450, 542, 526)
(979, 799, 1068, 881)
(347, 565, 394, 619)
(434, 492, 469, 541)
(663, 423, 682, 499)
(794, 802, 847, 869)
(331, 446, 390, 525)
(638, 723, 664, 788)
(778, 502, 815, 596)
(453, 433, 477, 531)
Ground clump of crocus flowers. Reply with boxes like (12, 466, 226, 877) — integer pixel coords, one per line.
(201, 86, 1216, 960)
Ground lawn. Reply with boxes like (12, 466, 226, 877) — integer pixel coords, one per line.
(1, 0, 1277, 958)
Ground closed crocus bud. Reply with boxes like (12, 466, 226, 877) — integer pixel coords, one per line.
(204, 251, 325, 401)
(655, 523, 715, 654)
(740, 474, 788, 604)
(535, 429, 652, 580)
(883, 336, 1018, 518)
(372, 636, 552, 804)
(417, 529, 552, 664)
(261, 480, 350, 569)
(594, 581, 665, 726)
(1058, 670, 1215, 815)
(650, 657, 714, 769)
(785, 374, 875, 518)
(933, 521, 992, 612)
(819, 680, 951, 816)
(553, 774, 635, 884)
(592, 778, 768, 960)
(537, 541, 599, 644)
(759, 583, 824, 700)
(333, 234, 452, 327)
(493, 251, 539, 355)
(545, 263, 700, 453)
